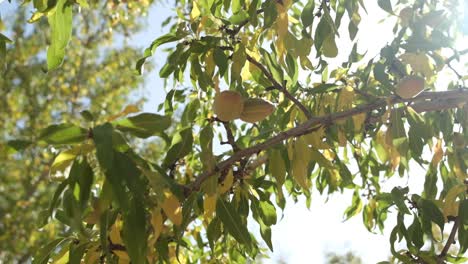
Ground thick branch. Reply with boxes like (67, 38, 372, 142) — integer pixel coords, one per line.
(437, 217, 460, 263)
(246, 55, 313, 118)
(186, 89, 468, 194)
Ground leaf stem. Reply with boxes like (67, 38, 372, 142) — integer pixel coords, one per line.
(246, 55, 313, 119)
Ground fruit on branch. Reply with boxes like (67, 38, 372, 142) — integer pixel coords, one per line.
(395, 75, 425, 99)
(240, 98, 275, 123)
(213, 90, 244, 121)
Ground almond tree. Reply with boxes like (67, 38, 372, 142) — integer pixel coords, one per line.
(2, 0, 467, 263)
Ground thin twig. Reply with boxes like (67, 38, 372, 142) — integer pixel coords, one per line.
(445, 48, 468, 64)
(246, 55, 313, 118)
(437, 217, 459, 263)
(222, 122, 240, 152)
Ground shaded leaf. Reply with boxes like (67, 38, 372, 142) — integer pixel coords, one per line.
(113, 113, 171, 138)
(39, 124, 87, 145)
(216, 198, 252, 246)
(163, 127, 193, 167)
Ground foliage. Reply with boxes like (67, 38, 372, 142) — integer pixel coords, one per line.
(2, 0, 468, 263)
(0, 2, 152, 262)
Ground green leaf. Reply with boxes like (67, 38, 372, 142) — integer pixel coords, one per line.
(113, 113, 171, 138)
(419, 199, 444, 233)
(47, 0, 73, 71)
(73, 158, 93, 210)
(33, 237, 71, 264)
(229, 10, 249, 25)
(38, 124, 87, 145)
(5, 139, 32, 153)
(458, 199, 468, 254)
(163, 127, 193, 167)
(80, 110, 94, 122)
(75, 0, 89, 8)
(408, 215, 424, 250)
(259, 200, 277, 226)
(343, 189, 363, 220)
(214, 47, 228, 76)
(308, 83, 339, 94)
(269, 149, 286, 186)
(123, 197, 147, 264)
(262, 0, 277, 29)
(93, 123, 114, 171)
(0, 33, 12, 71)
(136, 32, 187, 74)
(391, 187, 411, 215)
(322, 34, 338, 58)
(373, 62, 391, 87)
(69, 242, 88, 264)
(390, 109, 406, 140)
(47, 179, 69, 222)
(260, 221, 273, 251)
(207, 217, 222, 250)
(301, 0, 315, 28)
(378, 0, 394, 15)
(216, 198, 252, 246)
(200, 126, 215, 171)
(423, 165, 438, 199)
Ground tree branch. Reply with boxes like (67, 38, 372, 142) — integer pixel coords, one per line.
(185, 89, 468, 194)
(437, 217, 459, 263)
(246, 55, 313, 118)
(221, 121, 240, 152)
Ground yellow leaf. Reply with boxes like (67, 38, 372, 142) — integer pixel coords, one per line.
(287, 139, 294, 160)
(269, 149, 286, 186)
(352, 113, 367, 132)
(84, 244, 100, 264)
(442, 184, 465, 220)
(400, 52, 434, 77)
(304, 126, 330, 149)
(275, 11, 288, 58)
(50, 143, 95, 176)
(151, 208, 164, 242)
(197, 15, 209, 35)
(107, 104, 140, 121)
(338, 129, 347, 147)
(431, 138, 444, 165)
(337, 86, 355, 111)
(390, 147, 400, 171)
(190, 1, 201, 21)
(109, 219, 123, 245)
(329, 169, 341, 188)
(113, 250, 130, 263)
(161, 190, 183, 226)
(203, 193, 217, 219)
(292, 138, 311, 190)
(28, 12, 45, 23)
(219, 169, 234, 194)
(205, 49, 215, 77)
(323, 149, 335, 161)
(241, 62, 252, 81)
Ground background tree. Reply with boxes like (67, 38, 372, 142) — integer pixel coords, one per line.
(1, 0, 468, 263)
(0, 1, 153, 262)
